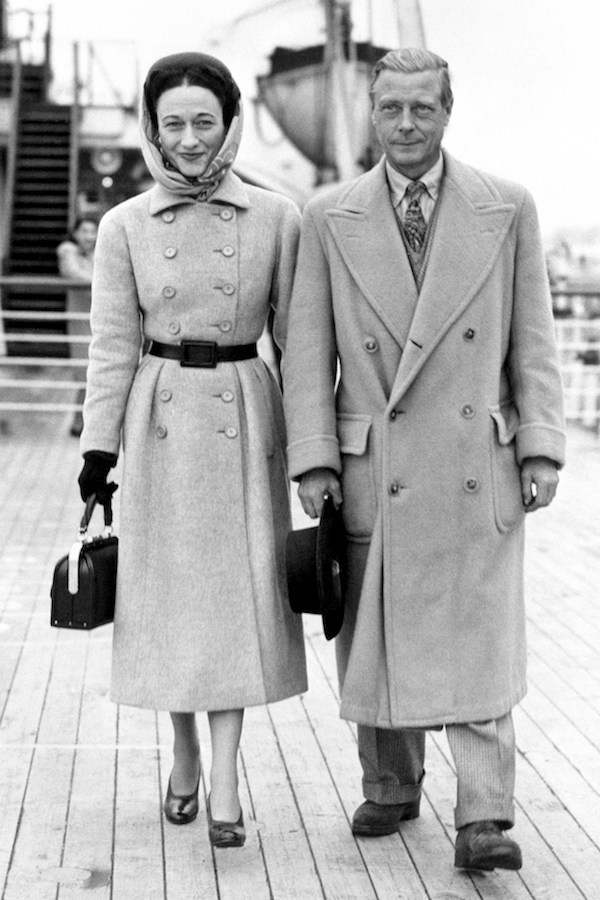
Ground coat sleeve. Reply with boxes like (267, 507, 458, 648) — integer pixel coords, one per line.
(270, 197, 301, 353)
(80, 208, 143, 457)
(508, 189, 566, 467)
(282, 201, 341, 480)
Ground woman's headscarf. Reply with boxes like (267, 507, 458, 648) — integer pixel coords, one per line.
(140, 52, 243, 202)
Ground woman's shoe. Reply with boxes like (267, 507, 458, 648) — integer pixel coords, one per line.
(163, 773, 200, 825)
(207, 795, 246, 848)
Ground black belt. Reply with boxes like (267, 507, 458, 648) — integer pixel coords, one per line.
(148, 339, 258, 368)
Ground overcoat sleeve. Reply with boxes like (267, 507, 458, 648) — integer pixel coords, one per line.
(81, 209, 143, 457)
(282, 201, 341, 479)
(507, 190, 566, 467)
(270, 199, 301, 354)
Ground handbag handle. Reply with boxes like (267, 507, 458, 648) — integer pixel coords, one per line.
(79, 493, 114, 536)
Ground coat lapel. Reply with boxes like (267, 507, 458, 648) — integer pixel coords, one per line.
(326, 159, 418, 348)
(389, 153, 517, 405)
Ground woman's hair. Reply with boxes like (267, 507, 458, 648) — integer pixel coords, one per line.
(370, 48, 453, 112)
(144, 52, 241, 136)
(68, 216, 98, 243)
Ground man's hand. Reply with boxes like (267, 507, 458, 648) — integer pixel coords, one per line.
(520, 456, 559, 512)
(298, 467, 343, 519)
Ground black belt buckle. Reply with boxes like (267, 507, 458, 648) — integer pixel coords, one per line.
(180, 340, 218, 368)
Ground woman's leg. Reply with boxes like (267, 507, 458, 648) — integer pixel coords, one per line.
(208, 709, 244, 821)
(169, 711, 200, 794)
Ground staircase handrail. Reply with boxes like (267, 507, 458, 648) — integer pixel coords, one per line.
(1, 39, 22, 271)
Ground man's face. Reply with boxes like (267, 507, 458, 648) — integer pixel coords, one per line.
(371, 69, 451, 179)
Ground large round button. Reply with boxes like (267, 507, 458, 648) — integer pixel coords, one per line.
(156, 425, 168, 439)
(222, 245, 235, 257)
(219, 320, 233, 332)
(163, 286, 176, 298)
(222, 390, 234, 403)
(225, 426, 238, 439)
(159, 389, 172, 402)
(164, 246, 177, 259)
(463, 328, 476, 341)
(222, 283, 235, 296)
(168, 321, 180, 335)
(220, 209, 233, 221)
(461, 404, 474, 418)
(162, 211, 175, 223)
(389, 482, 400, 495)
(364, 337, 379, 353)
(464, 477, 479, 492)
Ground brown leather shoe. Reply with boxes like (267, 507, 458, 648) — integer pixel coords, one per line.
(351, 799, 420, 836)
(455, 820, 522, 870)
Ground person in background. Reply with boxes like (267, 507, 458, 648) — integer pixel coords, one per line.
(283, 47, 565, 872)
(77, 52, 306, 849)
(56, 217, 98, 436)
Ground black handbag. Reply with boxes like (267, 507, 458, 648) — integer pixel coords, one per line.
(50, 494, 118, 629)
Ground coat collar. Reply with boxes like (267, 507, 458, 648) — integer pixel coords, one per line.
(148, 170, 251, 216)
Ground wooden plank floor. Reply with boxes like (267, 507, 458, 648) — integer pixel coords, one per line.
(1, 410, 599, 899)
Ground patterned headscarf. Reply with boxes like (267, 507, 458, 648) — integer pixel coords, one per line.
(140, 52, 243, 202)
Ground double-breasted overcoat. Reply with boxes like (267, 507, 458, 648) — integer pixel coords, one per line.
(81, 171, 307, 711)
(283, 152, 566, 729)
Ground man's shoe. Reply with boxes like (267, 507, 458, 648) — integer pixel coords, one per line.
(351, 799, 420, 836)
(455, 820, 522, 871)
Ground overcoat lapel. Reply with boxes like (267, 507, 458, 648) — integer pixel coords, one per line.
(325, 159, 418, 348)
(388, 154, 517, 407)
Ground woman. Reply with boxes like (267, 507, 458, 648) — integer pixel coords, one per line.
(77, 52, 307, 848)
(56, 217, 98, 436)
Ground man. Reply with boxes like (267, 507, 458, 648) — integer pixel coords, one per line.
(282, 48, 565, 871)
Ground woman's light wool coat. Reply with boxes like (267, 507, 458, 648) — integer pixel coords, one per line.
(82, 172, 307, 711)
(284, 153, 566, 729)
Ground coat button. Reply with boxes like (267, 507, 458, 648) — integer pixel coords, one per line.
(156, 425, 168, 439)
(162, 211, 175, 223)
(463, 328, 476, 341)
(222, 245, 235, 257)
(461, 404, 475, 418)
(389, 482, 400, 495)
(222, 283, 235, 296)
(168, 321, 180, 335)
(464, 477, 479, 492)
(159, 389, 172, 402)
(222, 390, 234, 402)
(364, 337, 379, 353)
(225, 426, 238, 439)
(163, 285, 176, 298)
(220, 208, 234, 221)
(164, 246, 177, 259)
(219, 320, 233, 332)
(389, 410, 397, 421)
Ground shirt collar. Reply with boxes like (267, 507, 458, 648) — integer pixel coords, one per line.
(385, 154, 444, 205)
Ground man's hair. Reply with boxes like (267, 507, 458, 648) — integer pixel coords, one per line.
(370, 48, 453, 112)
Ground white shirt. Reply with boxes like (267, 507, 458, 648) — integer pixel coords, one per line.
(385, 155, 444, 224)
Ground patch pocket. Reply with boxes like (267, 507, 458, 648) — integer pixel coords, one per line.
(337, 413, 376, 540)
(488, 404, 525, 533)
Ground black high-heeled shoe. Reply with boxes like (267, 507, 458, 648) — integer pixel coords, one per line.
(163, 773, 200, 825)
(207, 795, 246, 848)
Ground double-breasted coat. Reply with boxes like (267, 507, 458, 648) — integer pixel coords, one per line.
(81, 171, 307, 711)
(283, 152, 566, 729)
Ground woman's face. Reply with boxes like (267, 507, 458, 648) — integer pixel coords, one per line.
(156, 83, 226, 178)
(73, 221, 98, 254)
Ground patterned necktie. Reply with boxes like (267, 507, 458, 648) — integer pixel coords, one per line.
(403, 181, 427, 252)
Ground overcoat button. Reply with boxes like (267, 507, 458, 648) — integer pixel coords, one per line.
(163, 286, 176, 298)
(463, 328, 476, 340)
(389, 410, 397, 421)
(222, 283, 235, 296)
(225, 426, 238, 439)
(159, 389, 172, 402)
(168, 321, 180, 334)
(220, 209, 234, 221)
(222, 390, 234, 402)
(461, 404, 474, 418)
(164, 246, 177, 258)
(389, 482, 400, 495)
(364, 337, 379, 352)
(465, 477, 479, 492)
(162, 211, 175, 223)
(219, 320, 233, 332)
(156, 425, 167, 438)
(222, 245, 235, 257)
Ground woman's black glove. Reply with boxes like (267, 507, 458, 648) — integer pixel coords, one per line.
(78, 450, 118, 504)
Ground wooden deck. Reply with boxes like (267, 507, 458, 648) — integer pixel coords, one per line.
(1, 411, 599, 899)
